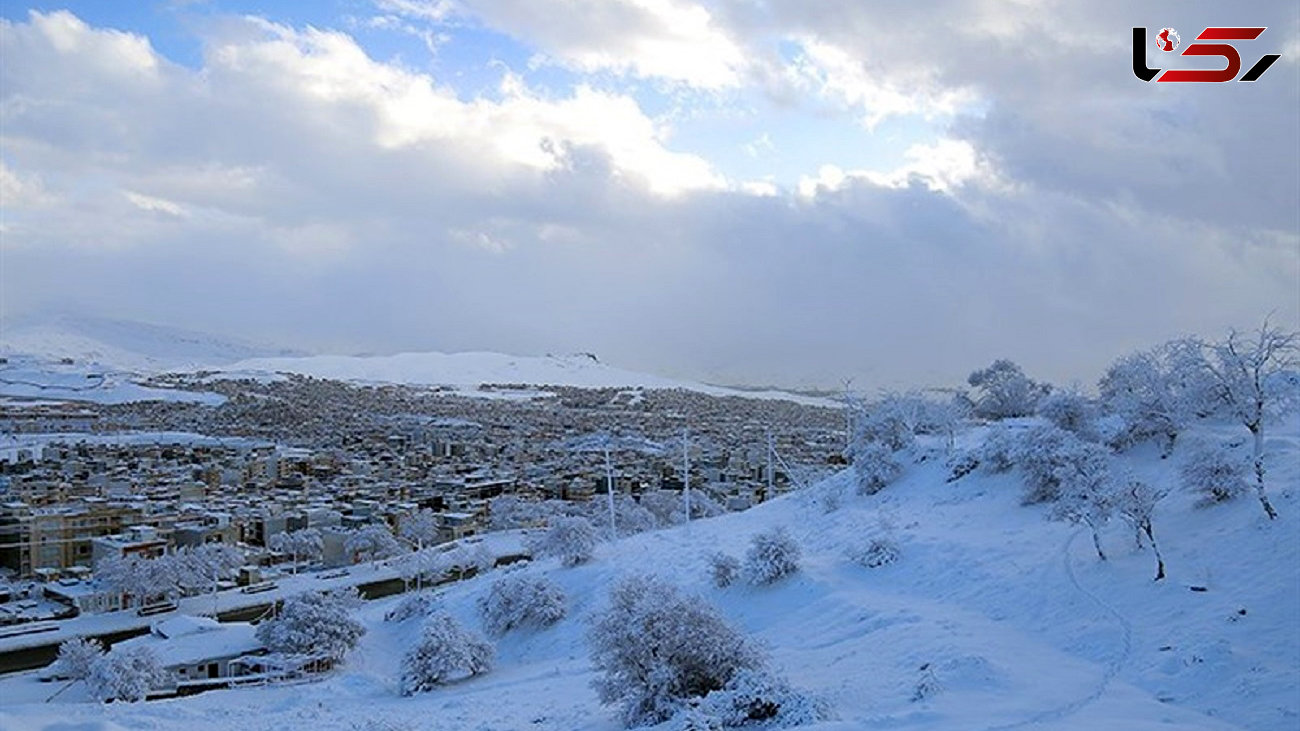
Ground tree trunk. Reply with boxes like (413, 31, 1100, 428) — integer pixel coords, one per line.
(1088, 522, 1107, 561)
(1142, 520, 1165, 581)
(1251, 426, 1278, 520)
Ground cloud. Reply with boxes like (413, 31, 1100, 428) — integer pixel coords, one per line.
(432, 0, 748, 89)
(1, 6, 1296, 391)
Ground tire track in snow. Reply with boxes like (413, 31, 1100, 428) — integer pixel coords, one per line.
(987, 529, 1133, 730)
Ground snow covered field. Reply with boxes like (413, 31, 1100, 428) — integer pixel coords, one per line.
(1, 419, 1294, 731)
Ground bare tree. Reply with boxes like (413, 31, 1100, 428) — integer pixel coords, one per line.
(1198, 321, 1299, 519)
(1117, 481, 1168, 580)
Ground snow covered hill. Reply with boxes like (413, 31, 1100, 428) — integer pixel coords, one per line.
(222, 351, 835, 405)
(0, 315, 829, 405)
(0, 315, 307, 371)
(2, 419, 1295, 731)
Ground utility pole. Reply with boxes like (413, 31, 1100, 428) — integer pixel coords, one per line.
(766, 428, 775, 499)
(682, 428, 691, 522)
(604, 446, 616, 537)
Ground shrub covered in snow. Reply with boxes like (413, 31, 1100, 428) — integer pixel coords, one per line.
(1037, 388, 1098, 440)
(478, 573, 567, 636)
(848, 537, 901, 568)
(610, 494, 659, 536)
(257, 589, 365, 661)
(86, 646, 167, 703)
(743, 528, 801, 586)
(1014, 425, 1110, 505)
(50, 637, 104, 681)
(385, 592, 439, 623)
(588, 575, 765, 727)
(976, 427, 1020, 474)
(400, 611, 493, 694)
(669, 669, 828, 729)
(849, 441, 902, 495)
(1181, 440, 1250, 506)
(526, 516, 597, 567)
(709, 552, 741, 588)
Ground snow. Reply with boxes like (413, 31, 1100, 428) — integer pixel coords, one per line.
(0, 358, 223, 406)
(2, 316, 832, 406)
(116, 619, 260, 669)
(0, 420, 1296, 730)
(216, 351, 837, 406)
(0, 315, 307, 371)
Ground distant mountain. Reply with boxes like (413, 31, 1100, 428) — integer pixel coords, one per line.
(225, 351, 836, 406)
(0, 315, 832, 405)
(0, 314, 309, 371)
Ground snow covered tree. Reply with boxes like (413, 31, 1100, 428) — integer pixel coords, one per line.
(743, 527, 801, 586)
(848, 440, 902, 495)
(400, 509, 440, 550)
(967, 359, 1051, 420)
(95, 554, 171, 608)
(1042, 435, 1116, 560)
(1013, 424, 1109, 505)
(1097, 339, 1206, 453)
(256, 589, 365, 662)
(709, 552, 741, 588)
(1195, 321, 1299, 519)
(1180, 439, 1250, 506)
(639, 490, 686, 527)
(588, 575, 765, 727)
(974, 426, 1020, 474)
(400, 611, 493, 694)
(1116, 480, 1168, 580)
(86, 646, 167, 703)
(346, 524, 404, 567)
(1037, 387, 1098, 440)
(444, 542, 494, 577)
(674, 490, 726, 523)
(477, 573, 567, 636)
(270, 528, 322, 574)
(51, 637, 104, 681)
(855, 393, 921, 451)
(526, 516, 597, 568)
(608, 494, 657, 536)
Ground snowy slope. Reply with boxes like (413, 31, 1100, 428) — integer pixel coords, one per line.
(220, 351, 836, 406)
(0, 316, 830, 405)
(1, 419, 1296, 730)
(0, 314, 307, 371)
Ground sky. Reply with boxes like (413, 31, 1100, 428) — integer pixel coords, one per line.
(0, 0, 1297, 390)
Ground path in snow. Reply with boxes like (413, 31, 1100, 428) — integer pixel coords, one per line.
(988, 529, 1134, 730)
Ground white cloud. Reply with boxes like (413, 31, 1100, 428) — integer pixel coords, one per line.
(394, 0, 747, 89)
(784, 38, 980, 128)
(125, 191, 186, 216)
(797, 139, 991, 197)
(204, 20, 720, 196)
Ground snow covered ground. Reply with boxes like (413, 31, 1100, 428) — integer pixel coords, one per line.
(1, 419, 1295, 730)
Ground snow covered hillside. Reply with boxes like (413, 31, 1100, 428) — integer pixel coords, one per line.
(0, 315, 828, 405)
(2, 418, 1295, 731)
(0, 315, 307, 371)
(217, 352, 833, 405)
